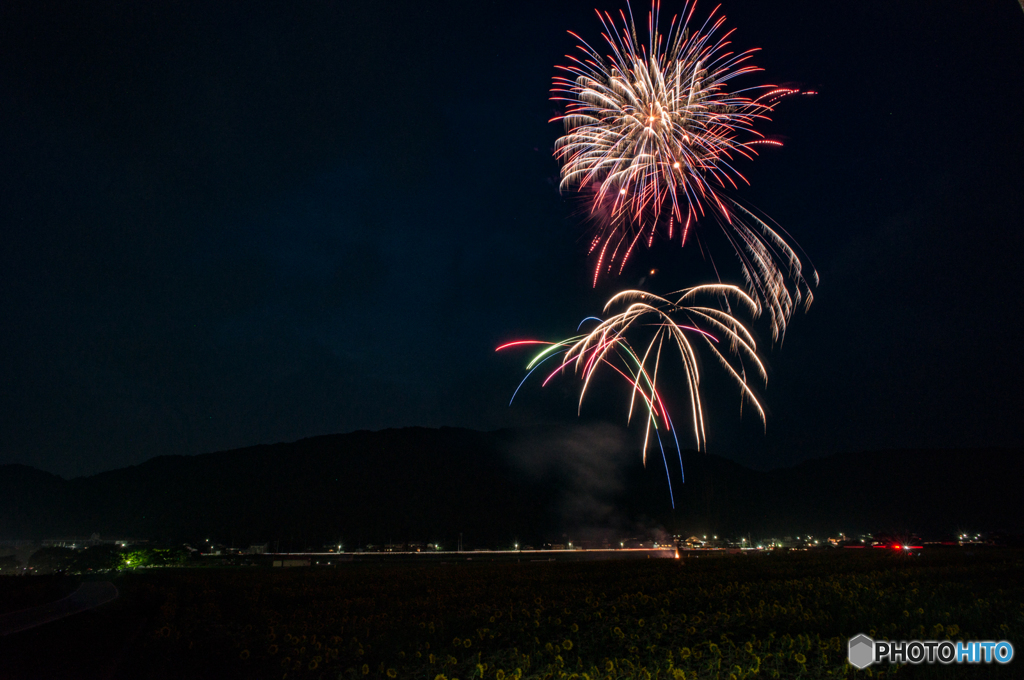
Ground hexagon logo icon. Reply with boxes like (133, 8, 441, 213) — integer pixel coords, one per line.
(848, 634, 874, 669)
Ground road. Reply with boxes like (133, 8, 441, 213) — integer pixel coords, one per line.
(0, 581, 119, 637)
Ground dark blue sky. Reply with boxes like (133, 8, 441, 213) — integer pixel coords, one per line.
(2, 0, 1023, 478)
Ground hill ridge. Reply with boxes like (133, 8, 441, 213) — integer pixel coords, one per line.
(1, 427, 1021, 546)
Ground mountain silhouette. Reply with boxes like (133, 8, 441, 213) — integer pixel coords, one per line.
(1, 426, 1021, 548)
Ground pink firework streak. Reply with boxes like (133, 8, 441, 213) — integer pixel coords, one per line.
(552, 1, 817, 340)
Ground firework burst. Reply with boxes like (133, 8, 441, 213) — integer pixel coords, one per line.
(552, 1, 815, 339)
(498, 284, 765, 503)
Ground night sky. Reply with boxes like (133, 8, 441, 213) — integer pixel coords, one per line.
(2, 0, 1023, 478)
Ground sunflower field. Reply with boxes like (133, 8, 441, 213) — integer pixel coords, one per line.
(124, 549, 1022, 680)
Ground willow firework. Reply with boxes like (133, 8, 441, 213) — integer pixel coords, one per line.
(552, 1, 815, 339)
(497, 285, 765, 501)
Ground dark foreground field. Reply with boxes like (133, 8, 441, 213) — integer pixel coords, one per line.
(0, 549, 1021, 680)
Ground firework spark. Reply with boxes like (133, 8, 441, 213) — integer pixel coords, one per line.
(497, 285, 766, 502)
(552, 1, 815, 339)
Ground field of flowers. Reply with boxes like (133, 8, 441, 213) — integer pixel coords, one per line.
(122, 550, 1022, 680)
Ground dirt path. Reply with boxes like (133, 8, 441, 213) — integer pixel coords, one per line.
(0, 581, 118, 636)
